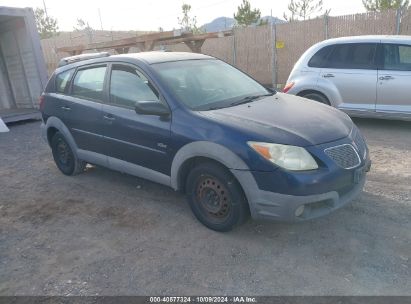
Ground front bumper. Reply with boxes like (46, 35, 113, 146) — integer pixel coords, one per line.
(40, 122, 48, 143)
(231, 159, 370, 222)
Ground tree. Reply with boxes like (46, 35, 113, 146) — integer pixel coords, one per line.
(234, 0, 261, 26)
(362, 0, 409, 12)
(73, 19, 94, 43)
(283, 0, 324, 21)
(34, 8, 58, 39)
(177, 4, 201, 33)
(73, 18, 93, 32)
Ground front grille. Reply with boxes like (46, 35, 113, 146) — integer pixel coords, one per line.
(325, 144, 360, 169)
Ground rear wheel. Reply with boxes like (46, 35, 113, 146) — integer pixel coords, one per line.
(300, 92, 330, 105)
(185, 162, 249, 232)
(51, 131, 85, 176)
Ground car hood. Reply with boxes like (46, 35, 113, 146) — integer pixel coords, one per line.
(199, 93, 353, 147)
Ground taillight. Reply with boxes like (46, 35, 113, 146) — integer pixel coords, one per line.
(39, 95, 45, 111)
(282, 82, 295, 93)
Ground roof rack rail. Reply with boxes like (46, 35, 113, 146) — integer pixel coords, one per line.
(58, 52, 110, 67)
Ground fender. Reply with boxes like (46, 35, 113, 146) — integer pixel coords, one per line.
(287, 71, 342, 108)
(170, 141, 261, 217)
(315, 78, 343, 108)
(43, 116, 79, 157)
(170, 141, 250, 190)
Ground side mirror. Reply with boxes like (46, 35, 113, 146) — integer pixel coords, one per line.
(134, 100, 170, 116)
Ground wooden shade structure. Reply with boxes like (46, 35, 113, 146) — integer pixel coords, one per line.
(57, 30, 233, 55)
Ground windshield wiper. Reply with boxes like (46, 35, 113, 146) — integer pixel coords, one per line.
(203, 91, 276, 111)
(229, 92, 275, 107)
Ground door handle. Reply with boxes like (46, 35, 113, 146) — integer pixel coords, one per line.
(323, 74, 335, 78)
(379, 76, 394, 80)
(61, 106, 71, 111)
(103, 114, 115, 121)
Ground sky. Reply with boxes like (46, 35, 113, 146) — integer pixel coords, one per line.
(2, 0, 366, 31)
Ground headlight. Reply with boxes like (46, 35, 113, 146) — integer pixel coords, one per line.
(248, 142, 318, 171)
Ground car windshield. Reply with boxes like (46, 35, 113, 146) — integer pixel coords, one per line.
(151, 59, 272, 110)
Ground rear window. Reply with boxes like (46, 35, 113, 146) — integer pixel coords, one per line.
(55, 69, 74, 94)
(324, 43, 377, 70)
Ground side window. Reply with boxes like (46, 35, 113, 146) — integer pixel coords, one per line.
(109, 64, 159, 108)
(325, 43, 376, 69)
(308, 46, 334, 68)
(383, 44, 411, 71)
(55, 69, 74, 94)
(325, 44, 351, 68)
(72, 66, 107, 101)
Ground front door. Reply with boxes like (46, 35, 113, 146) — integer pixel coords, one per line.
(377, 43, 411, 115)
(101, 63, 172, 175)
(319, 43, 378, 113)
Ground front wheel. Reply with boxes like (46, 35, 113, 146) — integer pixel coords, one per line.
(185, 162, 249, 232)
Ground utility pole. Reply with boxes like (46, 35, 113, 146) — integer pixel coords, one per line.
(98, 8, 104, 30)
(42, 0, 48, 18)
(396, 8, 402, 35)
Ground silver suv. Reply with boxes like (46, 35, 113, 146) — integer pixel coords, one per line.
(284, 35, 411, 121)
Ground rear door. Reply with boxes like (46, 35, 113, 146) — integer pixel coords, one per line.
(43, 68, 75, 122)
(101, 63, 172, 175)
(319, 43, 378, 113)
(65, 64, 108, 153)
(377, 43, 411, 115)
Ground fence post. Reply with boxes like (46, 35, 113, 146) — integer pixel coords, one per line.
(271, 22, 277, 88)
(324, 14, 329, 40)
(232, 28, 237, 66)
(396, 8, 401, 34)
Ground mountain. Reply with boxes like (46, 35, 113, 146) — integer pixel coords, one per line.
(201, 17, 236, 32)
(260, 16, 286, 25)
(201, 16, 285, 33)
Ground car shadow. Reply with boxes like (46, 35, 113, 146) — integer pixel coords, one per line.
(352, 117, 411, 131)
(73, 162, 408, 242)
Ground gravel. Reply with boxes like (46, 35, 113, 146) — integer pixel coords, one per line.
(0, 118, 410, 296)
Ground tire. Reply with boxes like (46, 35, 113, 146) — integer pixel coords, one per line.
(301, 92, 330, 105)
(51, 131, 85, 176)
(185, 162, 249, 232)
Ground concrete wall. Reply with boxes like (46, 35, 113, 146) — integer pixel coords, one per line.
(0, 7, 47, 111)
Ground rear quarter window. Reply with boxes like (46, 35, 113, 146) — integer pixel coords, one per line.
(55, 69, 74, 94)
(308, 45, 334, 68)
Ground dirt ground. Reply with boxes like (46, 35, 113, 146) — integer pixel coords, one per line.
(0, 118, 410, 296)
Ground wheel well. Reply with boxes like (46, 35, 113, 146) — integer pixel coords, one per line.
(47, 127, 58, 145)
(297, 90, 330, 104)
(177, 157, 216, 193)
(177, 156, 251, 214)
(177, 157, 238, 193)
